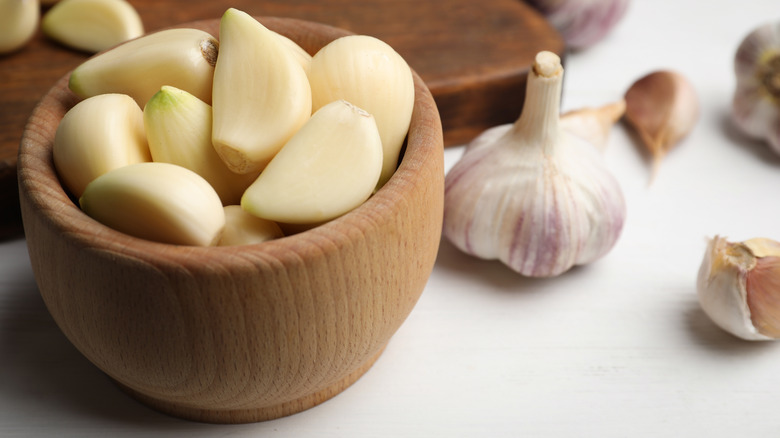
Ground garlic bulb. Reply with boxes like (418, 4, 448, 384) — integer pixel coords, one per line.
(525, 0, 629, 50)
(697, 236, 780, 341)
(731, 21, 780, 154)
(444, 51, 626, 277)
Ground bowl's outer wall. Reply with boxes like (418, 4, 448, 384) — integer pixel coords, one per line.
(17, 17, 444, 423)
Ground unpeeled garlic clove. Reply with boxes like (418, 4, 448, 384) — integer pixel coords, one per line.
(41, 0, 143, 53)
(731, 21, 780, 154)
(241, 99, 383, 225)
(143, 85, 259, 206)
(68, 27, 218, 107)
(0, 0, 39, 54)
(79, 162, 225, 246)
(53, 93, 150, 198)
(559, 99, 626, 150)
(443, 51, 626, 278)
(697, 236, 780, 340)
(308, 35, 415, 189)
(623, 70, 699, 178)
(218, 205, 284, 246)
(211, 8, 312, 175)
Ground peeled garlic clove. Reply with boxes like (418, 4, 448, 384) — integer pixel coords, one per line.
(731, 21, 780, 154)
(218, 205, 284, 246)
(526, 0, 629, 50)
(68, 28, 218, 107)
(41, 0, 143, 53)
(560, 99, 626, 150)
(0, 0, 39, 54)
(275, 31, 312, 75)
(79, 162, 225, 246)
(624, 70, 699, 177)
(143, 85, 259, 206)
(308, 35, 414, 188)
(444, 51, 626, 277)
(53, 93, 150, 198)
(212, 8, 312, 175)
(697, 236, 780, 340)
(242, 100, 383, 225)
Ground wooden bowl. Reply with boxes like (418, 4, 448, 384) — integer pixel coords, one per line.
(17, 17, 443, 423)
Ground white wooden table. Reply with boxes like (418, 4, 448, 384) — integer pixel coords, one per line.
(3, 0, 780, 436)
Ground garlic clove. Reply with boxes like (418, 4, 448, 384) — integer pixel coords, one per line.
(526, 0, 629, 50)
(143, 85, 259, 206)
(211, 8, 312, 175)
(731, 21, 780, 154)
(53, 93, 151, 198)
(275, 31, 312, 75)
(443, 51, 626, 278)
(308, 35, 415, 189)
(79, 162, 225, 246)
(218, 205, 284, 246)
(559, 99, 626, 150)
(623, 70, 700, 178)
(0, 0, 39, 54)
(41, 0, 144, 54)
(241, 100, 383, 225)
(68, 28, 218, 108)
(697, 236, 780, 340)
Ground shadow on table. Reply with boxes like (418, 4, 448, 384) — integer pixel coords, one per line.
(683, 300, 775, 356)
(0, 264, 266, 434)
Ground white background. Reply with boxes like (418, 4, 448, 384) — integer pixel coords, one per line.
(3, 1, 780, 436)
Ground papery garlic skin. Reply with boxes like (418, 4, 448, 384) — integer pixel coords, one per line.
(0, 0, 39, 54)
(444, 51, 625, 277)
(526, 0, 629, 50)
(732, 21, 780, 154)
(696, 236, 780, 341)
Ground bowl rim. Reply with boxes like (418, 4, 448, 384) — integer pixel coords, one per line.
(17, 16, 443, 269)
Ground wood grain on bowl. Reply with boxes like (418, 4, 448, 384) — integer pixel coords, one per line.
(18, 17, 444, 424)
(0, 0, 563, 238)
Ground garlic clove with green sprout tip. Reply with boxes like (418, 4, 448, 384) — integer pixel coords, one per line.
(443, 51, 626, 278)
(697, 236, 780, 341)
(731, 21, 780, 154)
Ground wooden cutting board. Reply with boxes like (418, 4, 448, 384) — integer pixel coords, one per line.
(0, 0, 563, 238)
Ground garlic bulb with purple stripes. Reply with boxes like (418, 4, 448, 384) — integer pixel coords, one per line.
(731, 21, 780, 155)
(443, 51, 626, 278)
(526, 0, 629, 50)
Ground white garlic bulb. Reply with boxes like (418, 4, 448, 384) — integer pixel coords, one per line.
(443, 51, 626, 277)
(697, 236, 780, 341)
(732, 21, 780, 154)
(525, 0, 629, 50)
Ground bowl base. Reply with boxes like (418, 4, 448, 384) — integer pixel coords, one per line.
(114, 346, 386, 424)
